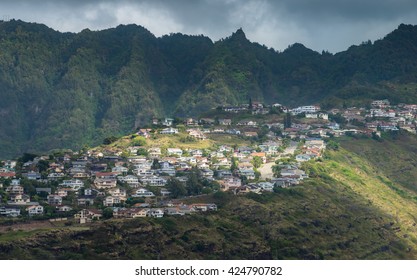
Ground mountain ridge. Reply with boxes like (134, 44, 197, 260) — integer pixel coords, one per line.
(2, 20, 417, 158)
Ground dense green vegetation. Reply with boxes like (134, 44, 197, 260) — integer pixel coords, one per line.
(3, 20, 417, 157)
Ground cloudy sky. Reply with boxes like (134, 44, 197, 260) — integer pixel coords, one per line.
(2, 0, 417, 53)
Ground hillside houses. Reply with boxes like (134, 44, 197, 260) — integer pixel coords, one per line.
(167, 148, 183, 157)
(94, 178, 117, 189)
(218, 119, 232, 126)
(187, 129, 206, 139)
(118, 175, 140, 187)
(27, 205, 44, 216)
(132, 188, 155, 197)
(3, 98, 414, 222)
(160, 127, 179, 134)
(60, 179, 84, 190)
(140, 176, 167, 187)
(291, 105, 320, 115)
(0, 206, 21, 217)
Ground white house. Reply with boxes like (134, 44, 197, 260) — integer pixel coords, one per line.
(27, 205, 44, 216)
(47, 173, 65, 180)
(191, 203, 218, 211)
(239, 168, 256, 180)
(221, 177, 242, 190)
(0, 206, 21, 217)
(118, 175, 140, 186)
(258, 182, 274, 192)
(103, 196, 122, 207)
(136, 169, 155, 177)
(218, 119, 232, 126)
(6, 185, 24, 195)
(160, 188, 171, 197)
(9, 194, 31, 205)
(371, 99, 390, 108)
(191, 149, 203, 156)
(187, 129, 206, 140)
(112, 166, 128, 174)
(167, 148, 183, 157)
(305, 139, 326, 150)
(94, 178, 117, 189)
(148, 209, 164, 218)
(60, 179, 84, 191)
(200, 169, 214, 179)
(132, 188, 155, 197)
(47, 194, 63, 205)
(319, 113, 329, 120)
(148, 148, 162, 158)
(162, 118, 174, 126)
(291, 105, 320, 115)
(140, 175, 167, 187)
(305, 113, 318, 119)
(108, 188, 127, 199)
(160, 128, 178, 134)
(58, 205, 73, 212)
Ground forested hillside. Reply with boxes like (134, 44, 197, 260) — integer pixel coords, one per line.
(2, 20, 417, 157)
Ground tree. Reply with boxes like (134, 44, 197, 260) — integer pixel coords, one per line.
(103, 136, 118, 145)
(103, 208, 113, 219)
(283, 112, 292, 129)
(251, 156, 263, 169)
(254, 170, 261, 180)
(121, 150, 129, 159)
(210, 180, 221, 192)
(166, 178, 187, 198)
(272, 164, 282, 177)
(326, 140, 340, 151)
(37, 160, 50, 173)
(257, 126, 270, 142)
(211, 156, 219, 164)
(151, 159, 161, 170)
(240, 175, 248, 185)
(230, 157, 238, 173)
(44, 205, 56, 218)
(18, 153, 38, 164)
(186, 167, 203, 195)
(131, 137, 146, 146)
(137, 148, 148, 156)
(329, 113, 347, 126)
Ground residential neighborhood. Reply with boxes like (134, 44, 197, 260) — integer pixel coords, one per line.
(1, 99, 414, 223)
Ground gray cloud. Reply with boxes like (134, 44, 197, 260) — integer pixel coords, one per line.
(1, 0, 417, 53)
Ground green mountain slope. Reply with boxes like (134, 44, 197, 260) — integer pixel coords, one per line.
(3, 20, 417, 157)
(2, 137, 417, 259)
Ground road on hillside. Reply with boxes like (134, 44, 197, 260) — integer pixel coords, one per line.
(284, 141, 298, 155)
(258, 141, 298, 180)
(259, 161, 275, 180)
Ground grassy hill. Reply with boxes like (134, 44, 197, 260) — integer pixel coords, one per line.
(339, 132, 417, 192)
(93, 131, 252, 154)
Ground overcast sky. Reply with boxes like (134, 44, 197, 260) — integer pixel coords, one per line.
(2, 0, 417, 53)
